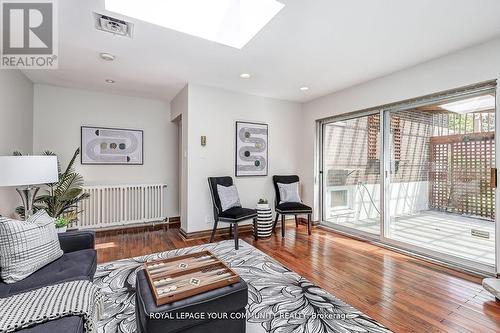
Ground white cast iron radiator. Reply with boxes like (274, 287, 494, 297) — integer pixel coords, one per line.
(75, 184, 167, 229)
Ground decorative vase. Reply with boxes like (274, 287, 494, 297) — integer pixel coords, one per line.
(56, 226, 67, 233)
(255, 203, 273, 238)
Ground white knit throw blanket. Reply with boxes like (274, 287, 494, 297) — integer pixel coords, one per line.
(0, 280, 103, 333)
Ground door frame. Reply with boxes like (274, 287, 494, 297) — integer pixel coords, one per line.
(317, 81, 498, 276)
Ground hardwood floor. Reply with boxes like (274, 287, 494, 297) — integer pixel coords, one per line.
(95, 223, 500, 333)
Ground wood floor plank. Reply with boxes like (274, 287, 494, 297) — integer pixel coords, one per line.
(95, 224, 500, 333)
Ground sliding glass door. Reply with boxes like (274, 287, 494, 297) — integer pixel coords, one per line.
(321, 113, 381, 236)
(320, 84, 497, 273)
(386, 92, 496, 267)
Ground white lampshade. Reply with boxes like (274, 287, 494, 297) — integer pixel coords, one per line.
(0, 156, 59, 187)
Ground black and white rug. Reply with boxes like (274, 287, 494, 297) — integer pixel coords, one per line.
(95, 240, 392, 333)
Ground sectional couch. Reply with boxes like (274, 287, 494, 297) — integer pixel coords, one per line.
(0, 230, 97, 333)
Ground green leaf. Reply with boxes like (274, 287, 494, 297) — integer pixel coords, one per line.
(25, 148, 90, 221)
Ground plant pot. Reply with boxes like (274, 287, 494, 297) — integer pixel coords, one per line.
(254, 204, 273, 238)
(256, 203, 270, 210)
(56, 226, 67, 233)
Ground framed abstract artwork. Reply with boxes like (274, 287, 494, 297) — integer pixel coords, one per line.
(235, 121, 268, 177)
(81, 126, 144, 165)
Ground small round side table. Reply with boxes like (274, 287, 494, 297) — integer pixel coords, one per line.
(254, 204, 273, 238)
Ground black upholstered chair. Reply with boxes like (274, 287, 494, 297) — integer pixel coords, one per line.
(272, 175, 312, 237)
(208, 177, 258, 250)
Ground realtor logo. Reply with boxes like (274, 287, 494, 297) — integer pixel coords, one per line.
(1, 0, 58, 68)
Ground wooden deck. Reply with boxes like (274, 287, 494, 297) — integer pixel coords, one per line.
(95, 223, 500, 333)
(325, 210, 496, 266)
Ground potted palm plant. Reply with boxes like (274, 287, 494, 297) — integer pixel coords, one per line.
(15, 148, 90, 229)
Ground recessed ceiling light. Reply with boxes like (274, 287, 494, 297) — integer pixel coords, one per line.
(100, 52, 116, 61)
(104, 0, 285, 49)
(105, 79, 115, 84)
(300, 86, 310, 91)
(240, 73, 251, 79)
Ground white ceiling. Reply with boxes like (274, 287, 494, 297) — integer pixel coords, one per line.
(23, 0, 500, 103)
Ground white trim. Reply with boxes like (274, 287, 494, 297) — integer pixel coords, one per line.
(317, 121, 323, 222)
(381, 109, 390, 239)
(495, 87, 500, 275)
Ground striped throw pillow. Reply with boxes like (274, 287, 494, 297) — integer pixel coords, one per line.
(0, 210, 63, 283)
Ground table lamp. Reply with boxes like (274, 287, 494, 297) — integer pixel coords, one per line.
(0, 156, 58, 218)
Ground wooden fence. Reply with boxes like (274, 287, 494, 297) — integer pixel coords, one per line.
(429, 132, 495, 220)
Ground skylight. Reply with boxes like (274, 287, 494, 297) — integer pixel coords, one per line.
(440, 95, 496, 114)
(104, 0, 285, 49)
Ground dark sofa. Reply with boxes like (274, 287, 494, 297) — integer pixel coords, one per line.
(0, 230, 97, 333)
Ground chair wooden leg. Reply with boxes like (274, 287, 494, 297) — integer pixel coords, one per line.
(272, 213, 279, 232)
(234, 222, 239, 250)
(253, 217, 258, 241)
(307, 213, 311, 235)
(210, 220, 218, 243)
(295, 215, 298, 227)
(281, 214, 285, 238)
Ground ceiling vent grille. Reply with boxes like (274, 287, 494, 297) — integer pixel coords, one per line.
(94, 13, 133, 38)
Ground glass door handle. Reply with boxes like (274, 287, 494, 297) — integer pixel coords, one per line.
(491, 168, 497, 189)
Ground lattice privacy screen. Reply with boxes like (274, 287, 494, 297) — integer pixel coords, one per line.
(429, 132, 495, 221)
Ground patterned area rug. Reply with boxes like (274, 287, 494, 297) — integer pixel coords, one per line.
(95, 240, 392, 333)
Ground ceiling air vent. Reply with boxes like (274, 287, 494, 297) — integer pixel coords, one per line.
(94, 13, 133, 38)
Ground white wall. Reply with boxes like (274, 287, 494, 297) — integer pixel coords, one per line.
(301, 38, 500, 222)
(171, 86, 188, 230)
(0, 70, 34, 217)
(183, 84, 302, 233)
(33, 84, 179, 218)
(171, 86, 188, 121)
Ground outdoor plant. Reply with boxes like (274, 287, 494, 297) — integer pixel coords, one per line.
(15, 148, 90, 224)
(258, 198, 268, 204)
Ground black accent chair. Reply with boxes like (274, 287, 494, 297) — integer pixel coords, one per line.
(208, 177, 258, 250)
(272, 175, 312, 237)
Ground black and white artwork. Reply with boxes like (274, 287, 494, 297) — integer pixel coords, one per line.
(235, 121, 268, 177)
(94, 240, 392, 333)
(81, 126, 143, 165)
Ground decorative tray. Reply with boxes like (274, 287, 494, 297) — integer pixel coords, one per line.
(144, 250, 240, 306)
